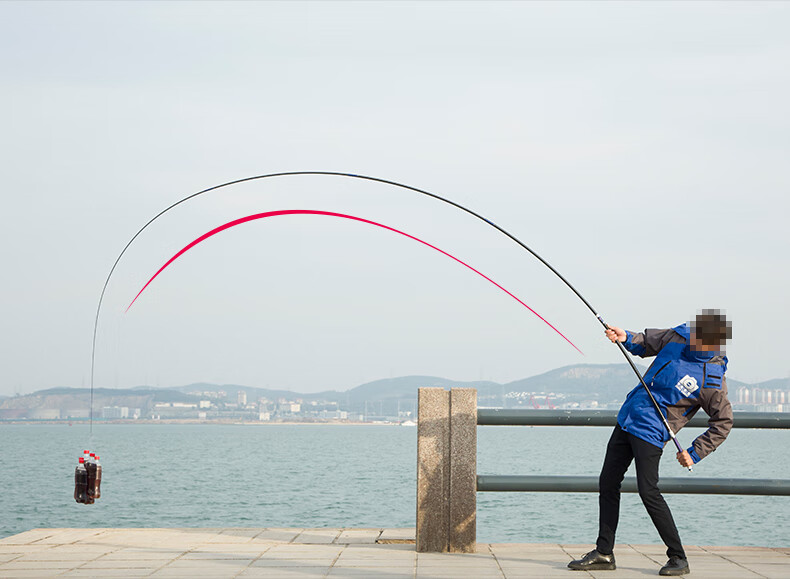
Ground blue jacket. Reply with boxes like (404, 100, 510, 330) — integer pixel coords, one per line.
(617, 324, 733, 463)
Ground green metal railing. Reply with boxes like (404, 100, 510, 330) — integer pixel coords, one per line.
(476, 409, 790, 496)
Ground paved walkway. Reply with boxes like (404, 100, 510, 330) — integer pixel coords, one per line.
(1, 528, 788, 578)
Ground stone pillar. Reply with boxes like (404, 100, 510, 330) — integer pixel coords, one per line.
(416, 387, 477, 553)
(416, 388, 450, 553)
(449, 388, 477, 553)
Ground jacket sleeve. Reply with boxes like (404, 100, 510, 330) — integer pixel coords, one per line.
(687, 376, 734, 463)
(623, 328, 680, 358)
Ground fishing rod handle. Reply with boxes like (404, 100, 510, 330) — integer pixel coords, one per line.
(669, 428, 694, 472)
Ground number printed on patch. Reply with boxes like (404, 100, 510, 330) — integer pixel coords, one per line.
(675, 375, 699, 397)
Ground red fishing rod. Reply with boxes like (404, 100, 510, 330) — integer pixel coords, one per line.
(89, 171, 691, 471)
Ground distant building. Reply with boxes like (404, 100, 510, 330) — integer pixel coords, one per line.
(60, 408, 90, 419)
(199, 400, 211, 409)
(102, 406, 129, 419)
(276, 402, 300, 414)
(29, 409, 60, 420)
(238, 391, 247, 406)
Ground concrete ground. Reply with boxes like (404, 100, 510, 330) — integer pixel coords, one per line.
(1, 528, 788, 578)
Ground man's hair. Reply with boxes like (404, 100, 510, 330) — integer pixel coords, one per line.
(692, 309, 732, 347)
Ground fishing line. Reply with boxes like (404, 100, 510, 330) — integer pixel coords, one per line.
(89, 171, 690, 471)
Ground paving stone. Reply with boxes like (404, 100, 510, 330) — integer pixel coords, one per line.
(265, 545, 343, 555)
(342, 543, 417, 556)
(0, 529, 785, 578)
(251, 529, 304, 543)
(378, 529, 415, 542)
(0, 530, 61, 545)
(0, 560, 79, 570)
(261, 552, 339, 560)
(334, 558, 415, 568)
(335, 529, 382, 544)
(215, 528, 266, 538)
(180, 551, 257, 560)
(149, 570, 241, 579)
(338, 548, 414, 559)
(61, 571, 155, 578)
(501, 572, 578, 579)
(328, 569, 416, 579)
(252, 558, 335, 567)
(293, 529, 342, 544)
(159, 559, 250, 569)
(733, 564, 790, 579)
(35, 529, 106, 545)
(239, 568, 330, 578)
(586, 568, 663, 579)
(416, 571, 502, 579)
(190, 545, 270, 554)
(4, 572, 82, 579)
(14, 552, 99, 562)
(77, 558, 168, 569)
(97, 550, 181, 561)
(417, 553, 494, 564)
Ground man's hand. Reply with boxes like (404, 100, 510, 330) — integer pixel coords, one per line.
(676, 450, 694, 468)
(605, 326, 627, 343)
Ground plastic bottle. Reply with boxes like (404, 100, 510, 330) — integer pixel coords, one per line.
(94, 455, 102, 500)
(74, 457, 88, 504)
(86, 453, 97, 502)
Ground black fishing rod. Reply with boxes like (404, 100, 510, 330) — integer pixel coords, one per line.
(90, 171, 691, 471)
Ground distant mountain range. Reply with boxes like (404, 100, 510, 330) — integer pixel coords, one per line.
(0, 363, 762, 418)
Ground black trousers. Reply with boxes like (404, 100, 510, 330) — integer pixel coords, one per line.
(596, 424, 686, 560)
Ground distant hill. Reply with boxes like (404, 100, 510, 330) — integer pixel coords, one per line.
(751, 377, 790, 390)
(0, 363, 761, 418)
(172, 382, 302, 402)
(333, 376, 501, 403)
(505, 363, 648, 403)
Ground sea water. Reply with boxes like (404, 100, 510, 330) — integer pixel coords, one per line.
(0, 424, 787, 547)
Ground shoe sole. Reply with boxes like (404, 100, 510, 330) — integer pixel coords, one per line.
(568, 564, 617, 571)
(659, 569, 689, 577)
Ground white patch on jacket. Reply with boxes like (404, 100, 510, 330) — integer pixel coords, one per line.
(675, 375, 699, 397)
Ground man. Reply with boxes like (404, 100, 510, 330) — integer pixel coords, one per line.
(568, 309, 733, 576)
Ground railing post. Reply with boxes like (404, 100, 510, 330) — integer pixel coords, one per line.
(416, 387, 477, 553)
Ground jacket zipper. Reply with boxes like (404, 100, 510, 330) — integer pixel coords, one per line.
(649, 360, 672, 387)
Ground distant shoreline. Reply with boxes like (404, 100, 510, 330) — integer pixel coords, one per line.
(0, 419, 408, 426)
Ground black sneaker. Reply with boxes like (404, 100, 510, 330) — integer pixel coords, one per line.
(567, 549, 616, 571)
(659, 556, 690, 576)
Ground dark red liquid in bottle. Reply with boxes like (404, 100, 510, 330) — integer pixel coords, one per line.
(94, 456, 102, 500)
(74, 457, 88, 504)
(86, 454, 97, 499)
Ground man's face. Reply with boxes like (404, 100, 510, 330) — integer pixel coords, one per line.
(690, 331, 722, 352)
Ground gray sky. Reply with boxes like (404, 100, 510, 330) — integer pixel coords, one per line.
(1, 1, 788, 396)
